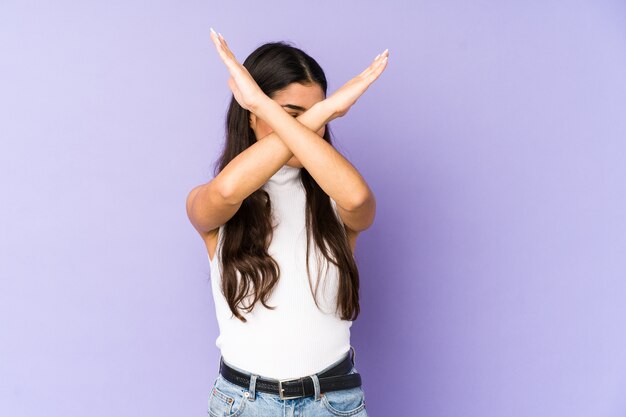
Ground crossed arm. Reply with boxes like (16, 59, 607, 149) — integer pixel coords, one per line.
(189, 30, 381, 237)
(252, 96, 376, 232)
(187, 98, 375, 235)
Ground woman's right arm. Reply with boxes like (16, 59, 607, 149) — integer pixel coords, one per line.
(186, 100, 336, 235)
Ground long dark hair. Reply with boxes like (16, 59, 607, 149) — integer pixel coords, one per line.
(213, 41, 360, 323)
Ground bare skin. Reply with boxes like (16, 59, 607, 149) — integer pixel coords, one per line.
(249, 82, 327, 169)
(187, 29, 389, 261)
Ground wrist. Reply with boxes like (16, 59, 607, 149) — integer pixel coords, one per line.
(249, 94, 276, 118)
(315, 98, 339, 123)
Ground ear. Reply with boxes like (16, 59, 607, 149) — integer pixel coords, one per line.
(249, 112, 256, 129)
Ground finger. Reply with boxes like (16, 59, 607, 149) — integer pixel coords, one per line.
(213, 40, 233, 68)
(217, 33, 239, 63)
(359, 62, 379, 79)
(210, 31, 230, 63)
(357, 58, 387, 87)
(365, 56, 388, 81)
(358, 49, 389, 77)
(209, 29, 235, 62)
(358, 57, 378, 77)
(210, 30, 223, 52)
(210, 32, 243, 74)
(362, 51, 389, 79)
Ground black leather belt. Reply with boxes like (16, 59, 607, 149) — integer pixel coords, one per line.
(219, 350, 361, 400)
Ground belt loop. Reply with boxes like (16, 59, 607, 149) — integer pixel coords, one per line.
(248, 374, 258, 401)
(217, 356, 225, 383)
(350, 345, 356, 367)
(310, 374, 321, 401)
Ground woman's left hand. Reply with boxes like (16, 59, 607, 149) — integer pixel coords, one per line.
(210, 28, 267, 112)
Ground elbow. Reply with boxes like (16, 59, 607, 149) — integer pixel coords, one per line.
(349, 189, 373, 212)
(354, 191, 377, 229)
(215, 180, 239, 206)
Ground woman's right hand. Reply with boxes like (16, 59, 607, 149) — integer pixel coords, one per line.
(327, 49, 389, 119)
(209, 28, 268, 112)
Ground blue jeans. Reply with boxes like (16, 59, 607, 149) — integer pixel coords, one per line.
(208, 352, 369, 416)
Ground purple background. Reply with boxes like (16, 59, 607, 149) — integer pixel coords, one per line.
(2, 1, 626, 416)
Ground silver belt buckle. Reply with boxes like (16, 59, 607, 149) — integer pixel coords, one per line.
(278, 377, 305, 400)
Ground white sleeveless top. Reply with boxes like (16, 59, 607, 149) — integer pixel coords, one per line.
(208, 164, 352, 380)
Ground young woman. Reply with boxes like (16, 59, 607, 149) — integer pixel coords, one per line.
(186, 28, 388, 417)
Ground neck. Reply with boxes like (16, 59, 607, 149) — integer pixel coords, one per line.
(266, 164, 301, 187)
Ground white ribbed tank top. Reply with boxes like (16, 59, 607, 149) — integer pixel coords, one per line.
(208, 164, 352, 380)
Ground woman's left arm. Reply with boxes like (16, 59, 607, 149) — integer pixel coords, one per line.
(253, 98, 376, 232)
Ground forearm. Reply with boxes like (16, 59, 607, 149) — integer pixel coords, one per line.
(215, 101, 335, 204)
(253, 97, 369, 210)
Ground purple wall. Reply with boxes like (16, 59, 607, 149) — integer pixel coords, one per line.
(2, 1, 626, 416)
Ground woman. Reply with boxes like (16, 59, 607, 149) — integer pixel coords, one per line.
(186, 28, 388, 417)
